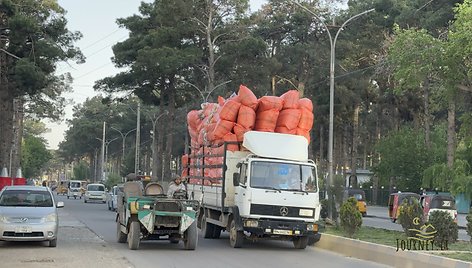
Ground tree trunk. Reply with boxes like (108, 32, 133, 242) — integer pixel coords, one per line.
(446, 96, 456, 168)
(423, 79, 431, 149)
(350, 105, 360, 188)
(206, 3, 215, 94)
(12, 97, 23, 177)
(164, 84, 176, 182)
(0, 90, 13, 174)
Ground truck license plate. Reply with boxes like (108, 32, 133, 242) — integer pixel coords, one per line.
(273, 229, 292, 235)
(15, 226, 32, 233)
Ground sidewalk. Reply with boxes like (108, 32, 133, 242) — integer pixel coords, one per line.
(368, 205, 468, 229)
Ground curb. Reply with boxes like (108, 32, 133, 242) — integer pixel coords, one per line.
(316, 233, 472, 268)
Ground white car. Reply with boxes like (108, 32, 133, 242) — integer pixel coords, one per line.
(106, 185, 121, 211)
(84, 183, 106, 203)
(0, 186, 64, 247)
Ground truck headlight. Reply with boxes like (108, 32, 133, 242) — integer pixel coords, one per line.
(44, 213, 57, 223)
(244, 220, 259, 227)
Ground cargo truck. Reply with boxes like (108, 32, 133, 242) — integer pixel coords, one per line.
(184, 131, 321, 249)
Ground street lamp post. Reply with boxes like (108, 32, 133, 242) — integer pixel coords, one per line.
(96, 137, 118, 182)
(111, 127, 137, 172)
(291, 1, 374, 220)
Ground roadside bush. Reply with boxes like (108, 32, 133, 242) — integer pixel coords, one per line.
(339, 197, 362, 238)
(397, 198, 424, 237)
(428, 210, 458, 244)
(466, 212, 472, 242)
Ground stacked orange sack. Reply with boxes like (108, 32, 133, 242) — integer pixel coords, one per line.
(184, 84, 314, 183)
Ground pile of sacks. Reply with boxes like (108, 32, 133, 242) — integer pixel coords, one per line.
(183, 85, 314, 184)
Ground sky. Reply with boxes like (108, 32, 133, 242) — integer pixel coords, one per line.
(45, 0, 268, 150)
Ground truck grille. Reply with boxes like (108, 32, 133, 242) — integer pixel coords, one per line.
(250, 204, 314, 218)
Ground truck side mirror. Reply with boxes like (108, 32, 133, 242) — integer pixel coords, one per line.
(233, 172, 240, 186)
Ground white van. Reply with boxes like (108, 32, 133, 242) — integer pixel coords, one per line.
(67, 180, 82, 199)
(84, 183, 106, 203)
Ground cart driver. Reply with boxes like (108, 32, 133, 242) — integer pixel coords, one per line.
(167, 174, 187, 198)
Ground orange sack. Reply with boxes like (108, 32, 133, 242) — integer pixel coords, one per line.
(219, 99, 241, 122)
(255, 109, 280, 132)
(237, 105, 256, 129)
(258, 96, 284, 112)
(296, 128, 311, 143)
(276, 109, 302, 130)
(204, 123, 217, 142)
(238, 85, 258, 110)
(223, 132, 239, 152)
(187, 110, 201, 131)
(280, 90, 300, 109)
(234, 124, 249, 142)
(275, 126, 297, 135)
(298, 98, 313, 112)
(298, 108, 314, 131)
(212, 119, 235, 140)
(182, 154, 189, 167)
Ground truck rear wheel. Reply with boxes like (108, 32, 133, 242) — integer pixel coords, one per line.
(201, 214, 215, 239)
(116, 219, 127, 243)
(229, 220, 244, 248)
(184, 221, 198, 250)
(293, 236, 308, 249)
(128, 221, 141, 250)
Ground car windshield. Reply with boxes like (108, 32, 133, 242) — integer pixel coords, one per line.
(70, 182, 81, 188)
(0, 190, 53, 207)
(249, 161, 317, 192)
(88, 185, 105, 191)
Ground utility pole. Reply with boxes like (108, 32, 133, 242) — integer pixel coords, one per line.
(134, 101, 141, 175)
(101, 121, 106, 182)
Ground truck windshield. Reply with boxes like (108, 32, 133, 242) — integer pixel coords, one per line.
(250, 161, 317, 193)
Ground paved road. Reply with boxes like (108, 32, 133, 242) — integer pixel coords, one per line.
(55, 194, 390, 268)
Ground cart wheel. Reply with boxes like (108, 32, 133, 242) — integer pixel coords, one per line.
(117, 219, 127, 243)
(128, 221, 140, 250)
(229, 219, 244, 248)
(293, 236, 308, 249)
(201, 214, 215, 239)
(184, 221, 198, 250)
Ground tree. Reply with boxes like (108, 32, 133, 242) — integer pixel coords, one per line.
(0, 0, 83, 174)
(21, 135, 52, 178)
(73, 161, 89, 181)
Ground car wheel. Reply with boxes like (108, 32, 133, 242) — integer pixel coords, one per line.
(183, 221, 198, 250)
(128, 221, 141, 250)
(49, 238, 57, 247)
(74, 196, 76, 199)
(84, 199, 87, 203)
(229, 220, 244, 248)
(117, 219, 127, 243)
(67, 196, 69, 199)
(293, 236, 308, 249)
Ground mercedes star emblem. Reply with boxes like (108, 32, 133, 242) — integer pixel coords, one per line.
(280, 206, 289, 216)
(20, 217, 28, 222)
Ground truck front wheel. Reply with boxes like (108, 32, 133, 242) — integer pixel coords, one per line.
(229, 220, 244, 248)
(128, 221, 141, 250)
(293, 236, 308, 249)
(184, 221, 198, 250)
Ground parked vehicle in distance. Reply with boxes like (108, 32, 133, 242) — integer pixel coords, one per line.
(0, 185, 64, 247)
(388, 192, 420, 223)
(344, 189, 367, 216)
(67, 180, 83, 199)
(84, 183, 106, 203)
(106, 185, 122, 211)
(420, 193, 458, 222)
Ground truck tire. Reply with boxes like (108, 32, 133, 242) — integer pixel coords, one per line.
(184, 221, 198, 250)
(293, 236, 308, 249)
(212, 226, 221, 239)
(201, 214, 215, 239)
(128, 221, 141, 250)
(229, 220, 244, 248)
(117, 219, 127, 243)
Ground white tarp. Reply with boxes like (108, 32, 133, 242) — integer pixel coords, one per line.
(242, 131, 308, 162)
